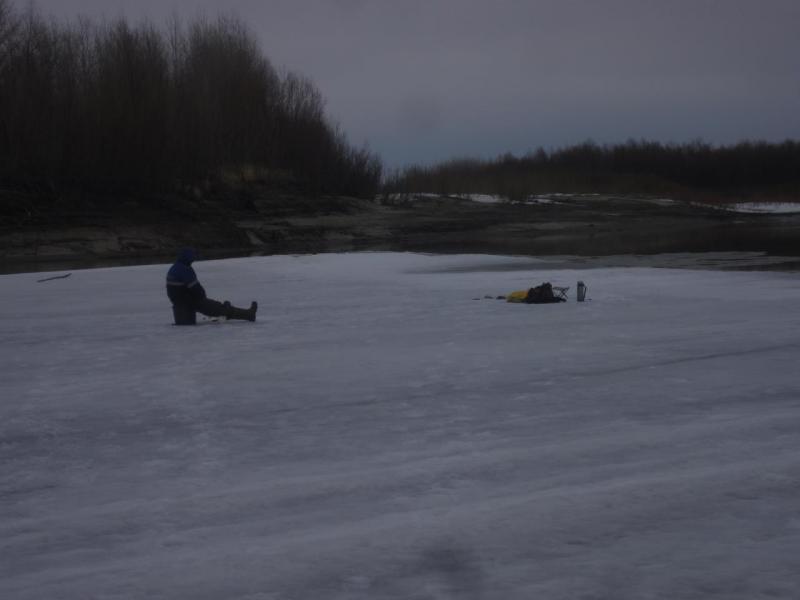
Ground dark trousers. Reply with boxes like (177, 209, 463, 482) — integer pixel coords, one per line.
(172, 298, 228, 325)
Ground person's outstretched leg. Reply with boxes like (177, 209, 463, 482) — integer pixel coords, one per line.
(196, 298, 229, 318)
(197, 298, 257, 321)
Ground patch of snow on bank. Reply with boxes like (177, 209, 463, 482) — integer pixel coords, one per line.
(465, 193, 502, 204)
(2, 252, 800, 599)
(465, 193, 569, 204)
(689, 200, 800, 214)
(383, 192, 575, 204)
(640, 197, 677, 206)
(728, 202, 800, 214)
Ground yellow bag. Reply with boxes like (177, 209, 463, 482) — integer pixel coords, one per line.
(506, 290, 528, 303)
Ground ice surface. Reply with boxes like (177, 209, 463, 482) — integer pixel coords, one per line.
(2, 252, 800, 599)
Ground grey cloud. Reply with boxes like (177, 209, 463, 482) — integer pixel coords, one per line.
(397, 95, 445, 132)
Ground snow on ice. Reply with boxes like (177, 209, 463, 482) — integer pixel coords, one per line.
(1, 252, 800, 599)
(727, 202, 800, 214)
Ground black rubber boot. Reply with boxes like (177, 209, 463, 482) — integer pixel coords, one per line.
(225, 301, 257, 322)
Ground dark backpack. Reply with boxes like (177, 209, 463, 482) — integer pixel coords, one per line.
(525, 282, 557, 304)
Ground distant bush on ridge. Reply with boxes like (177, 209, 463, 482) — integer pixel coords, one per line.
(384, 140, 800, 202)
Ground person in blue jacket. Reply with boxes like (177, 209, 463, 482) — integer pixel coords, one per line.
(166, 248, 257, 325)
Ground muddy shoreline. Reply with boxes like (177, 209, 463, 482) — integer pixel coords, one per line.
(3, 193, 800, 274)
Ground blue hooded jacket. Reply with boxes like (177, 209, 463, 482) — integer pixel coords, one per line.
(166, 248, 206, 307)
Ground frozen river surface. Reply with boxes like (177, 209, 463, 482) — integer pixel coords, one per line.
(2, 252, 800, 599)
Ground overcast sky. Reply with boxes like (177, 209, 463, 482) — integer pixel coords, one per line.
(31, 0, 800, 167)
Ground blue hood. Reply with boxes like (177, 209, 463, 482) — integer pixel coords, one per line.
(177, 248, 196, 265)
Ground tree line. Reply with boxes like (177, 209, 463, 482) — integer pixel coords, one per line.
(384, 140, 800, 201)
(0, 0, 382, 199)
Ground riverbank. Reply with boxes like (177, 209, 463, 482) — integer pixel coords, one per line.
(3, 189, 800, 274)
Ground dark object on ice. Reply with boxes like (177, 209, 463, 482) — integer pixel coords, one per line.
(36, 273, 72, 283)
(223, 300, 258, 321)
(496, 295, 506, 300)
(166, 248, 257, 325)
(525, 282, 566, 304)
(577, 280, 588, 302)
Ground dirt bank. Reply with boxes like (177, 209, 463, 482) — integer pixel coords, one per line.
(2, 190, 800, 273)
